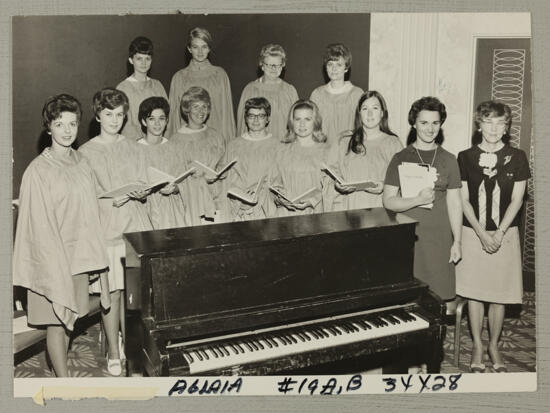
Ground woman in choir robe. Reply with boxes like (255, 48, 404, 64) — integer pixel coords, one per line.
(79, 88, 153, 376)
(271, 99, 330, 217)
(13, 94, 110, 377)
(236, 44, 298, 141)
(136, 96, 189, 229)
(167, 27, 235, 142)
(310, 43, 363, 146)
(383, 96, 462, 303)
(326, 90, 403, 211)
(456, 101, 530, 373)
(117, 36, 168, 141)
(169, 86, 225, 225)
(221, 97, 280, 221)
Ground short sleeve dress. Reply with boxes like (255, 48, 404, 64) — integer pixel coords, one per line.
(310, 82, 363, 146)
(116, 76, 168, 141)
(236, 79, 298, 140)
(456, 145, 531, 304)
(384, 144, 462, 300)
(326, 133, 403, 211)
(167, 60, 236, 142)
(13, 149, 109, 330)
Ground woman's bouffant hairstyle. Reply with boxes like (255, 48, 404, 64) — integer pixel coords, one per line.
(42, 94, 82, 129)
(259, 44, 287, 66)
(244, 97, 271, 118)
(283, 99, 327, 144)
(323, 43, 352, 69)
(471, 100, 512, 145)
(138, 96, 170, 133)
(92, 88, 129, 118)
(180, 86, 211, 123)
(129, 36, 153, 57)
(347, 90, 398, 154)
(406, 96, 447, 146)
(187, 27, 213, 49)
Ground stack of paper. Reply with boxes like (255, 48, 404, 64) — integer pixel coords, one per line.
(397, 162, 436, 209)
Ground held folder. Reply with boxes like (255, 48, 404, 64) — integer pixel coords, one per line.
(192, 158, 237, 180)
(321, 163, 378, 191)
(269, 186, 321, 204)
(397, 162, 435, 209)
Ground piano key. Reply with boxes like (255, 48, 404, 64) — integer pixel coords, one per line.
(183, 309, 430, 374)
(183, 352, 193, 364)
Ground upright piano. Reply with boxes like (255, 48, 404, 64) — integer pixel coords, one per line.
(124, 208, 446, 376)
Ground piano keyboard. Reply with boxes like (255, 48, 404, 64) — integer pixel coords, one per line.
(170, 307, 430, 374)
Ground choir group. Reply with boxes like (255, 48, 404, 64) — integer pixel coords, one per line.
(13, 27, 531, 377)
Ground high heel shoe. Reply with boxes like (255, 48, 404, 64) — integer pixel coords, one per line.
(492, 363, 508, 373)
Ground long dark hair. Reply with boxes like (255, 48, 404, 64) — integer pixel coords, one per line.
(347, 90, 397, 154)
(406, 96, 447, 146)
(471, 100, 512, 146)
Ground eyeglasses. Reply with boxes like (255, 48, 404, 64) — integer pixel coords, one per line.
(246, 113, 267, 120)
(190, 103, 209, 112)
(262, 63, 283, 70)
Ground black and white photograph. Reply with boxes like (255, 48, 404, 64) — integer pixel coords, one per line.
(2, 1, 547, 410)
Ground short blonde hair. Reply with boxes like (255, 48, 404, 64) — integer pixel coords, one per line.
(180, 86, 211, 123)
(187, 27, 213, 49)
(283, 99, 327, 144)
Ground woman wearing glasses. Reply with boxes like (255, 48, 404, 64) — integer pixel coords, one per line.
(167, 27, 235, 143)
(221, 97, 280, 221)
(236, 44, 298, 141)
(456, 101, 530, 373)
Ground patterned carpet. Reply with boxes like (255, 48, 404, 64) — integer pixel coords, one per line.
(14, 291, 536, 377)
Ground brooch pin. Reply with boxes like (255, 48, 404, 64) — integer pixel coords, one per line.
(504, 155, 512, 165)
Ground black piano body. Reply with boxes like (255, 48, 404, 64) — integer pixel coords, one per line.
(124, 208, 446, 376)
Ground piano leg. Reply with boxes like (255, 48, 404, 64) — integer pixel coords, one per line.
(424, 326, 446, 374)
(125, 309, 144, 377)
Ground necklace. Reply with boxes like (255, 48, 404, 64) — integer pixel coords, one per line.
(414, 144, 438, 167)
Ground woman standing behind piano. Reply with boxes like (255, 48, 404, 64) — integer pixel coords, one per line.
(167, 27, 235, 142)
(325, 90, 403, 211)
(236, 44, 298, 141)
(383, 96, 462, 302)
(169, 86, 225, 225)
(310, 43, 363, 146)
(79, 88, 153, 376)
(271, 99, 330, 217)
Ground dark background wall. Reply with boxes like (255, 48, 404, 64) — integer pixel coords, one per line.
(12, 14, 370, 198)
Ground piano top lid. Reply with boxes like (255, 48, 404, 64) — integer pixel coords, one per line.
(124, 208, 416, 258)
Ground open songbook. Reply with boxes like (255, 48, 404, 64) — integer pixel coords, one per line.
(146, 165, 196, 186)
(397, 162, 437, 209)
(321, 163, 378, 191)
(227, 177, 265, 205)
(192, 158, 237, 181)
(269, 186, 321, 204)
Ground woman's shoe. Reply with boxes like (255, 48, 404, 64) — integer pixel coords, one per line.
(492, 363, 508, 373)
(470, 363, 486, 373)
(107, 358, 122, 376)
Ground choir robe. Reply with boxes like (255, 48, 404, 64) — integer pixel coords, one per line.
(167, 60, 236, 142)
(116, 76, 168, 140)
(219, 133, 281, 222)
(169, 125, 225, 225)
(271, 140, 330, 217)
(310, 82, 363, 147)
(13, 149, 109, 330)
(79, 135, 153, 291)
(236, 79, 298, 140)
(136, 138, 190, 229)
(326, 133, 403, 211)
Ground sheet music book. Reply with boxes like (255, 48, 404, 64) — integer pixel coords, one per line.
(192, 158, 237, 180)
(98, 179, 168, 199)
(227, 178, 265, 205)
(269, 186, 321, 204)
(321, 163, 378, 191)
(147, 166, 196, 186)
(397, 162, 435, 209)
